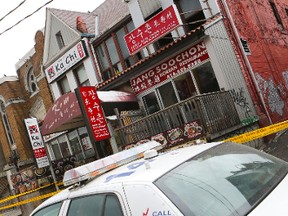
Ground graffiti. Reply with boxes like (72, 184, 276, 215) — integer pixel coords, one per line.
(255, 73, 284, 116)
(230, 87, 252, 118)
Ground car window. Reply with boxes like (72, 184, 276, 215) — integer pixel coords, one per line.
(67, 194, 104, 216)
(155, 142, 288, 216)
(67, 193, 123, 216)
(32, 202, 62, 216)
(104, 194, 124, 216)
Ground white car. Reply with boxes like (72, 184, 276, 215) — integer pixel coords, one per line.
(30, 141, 288, 216)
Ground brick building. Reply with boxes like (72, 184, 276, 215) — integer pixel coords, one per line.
(218, 0, 288, 124)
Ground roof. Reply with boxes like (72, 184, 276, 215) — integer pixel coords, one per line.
(90, 0, 129, 36)
(47, 8, 97, 34)
(34, 142, 220, 210)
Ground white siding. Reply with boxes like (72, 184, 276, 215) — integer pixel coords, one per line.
(205, 19, 256, 120)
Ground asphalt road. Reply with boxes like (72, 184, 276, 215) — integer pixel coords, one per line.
(264, 129, 288, 162)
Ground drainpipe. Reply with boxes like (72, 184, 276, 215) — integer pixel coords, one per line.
(220, 0, 272, 125)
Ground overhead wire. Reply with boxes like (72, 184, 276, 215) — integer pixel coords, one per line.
(0, 0, 27, 22)
(0, 0, 54, 36)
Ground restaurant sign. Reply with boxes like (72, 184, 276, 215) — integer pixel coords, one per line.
(24, 118, 50, 168)
(76, 86, 110, 141)
(45, 40, 87, 83)
(124, 4, 182, 55)
(130, 41, 209, 95)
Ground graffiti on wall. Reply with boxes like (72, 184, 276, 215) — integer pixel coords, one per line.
(255, 73, 284, 116)
(230, 87, 253, 118)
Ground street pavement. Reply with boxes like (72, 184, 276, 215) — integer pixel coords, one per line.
(264, 129, 288, 162)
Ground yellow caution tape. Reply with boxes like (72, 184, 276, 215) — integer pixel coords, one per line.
(224, 120, 288, 144)
(0, 190, 62, 211)
(0, 182, 63, 205)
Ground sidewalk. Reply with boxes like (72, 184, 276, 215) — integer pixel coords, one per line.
(264, 129, 288, 162)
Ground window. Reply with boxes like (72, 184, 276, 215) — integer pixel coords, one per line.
(158, 82, 178, 108)
(32, 202, 62, 216)
(155, 142, 288, 216)
(58, 135, 71, 158)
(78, 127, 95, 158)
(193, 62, 220, 94)
(27, 67, 38, 93)
(58, 75, 71, 94)
(143, 92, 160, 114)
(67, 194, 123, 216)
(74, 64, 90, 87)
(56, 31, 65, 49)
(177, 0, 206, 31)
(51, 140, 62, 160)
(174, 72, 196, 100)
(270, 1, 284, 30)
(106, 36, 122, 75)
(68, 130, 84, 161)
(0, 100, 14, 146)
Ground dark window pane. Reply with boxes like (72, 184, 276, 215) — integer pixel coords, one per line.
(158, 82, 178, 107)
(174, 72, 196, 100)
(103, 195, 124, 216)
(32, 202, 62, 216)
(67, 195, 104, 216)
(143, 92, 160, 114)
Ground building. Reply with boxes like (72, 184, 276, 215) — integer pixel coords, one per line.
(217, 0, 288, 124)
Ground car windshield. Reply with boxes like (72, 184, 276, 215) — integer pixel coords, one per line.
(155, 142, 288, 216)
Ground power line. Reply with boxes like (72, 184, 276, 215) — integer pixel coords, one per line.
(0, 0, 27, 22)
(0, 0, 54, 36)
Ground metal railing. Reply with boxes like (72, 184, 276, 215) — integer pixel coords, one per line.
(115, 91, 240, 146)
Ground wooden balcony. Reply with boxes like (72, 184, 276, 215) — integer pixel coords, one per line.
(115, 91, 241, 148)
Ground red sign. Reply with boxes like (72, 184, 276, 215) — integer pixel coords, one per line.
(78, 86, 110, 141)
(130, 41, 209, 95)
(124, 5, 182, 55)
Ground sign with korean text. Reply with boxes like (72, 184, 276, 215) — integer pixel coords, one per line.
(124, 4, 182, 55)
(130, 41, 209, 95)
(76, 86, 110, 141)
(24, 118, 50, 168)
(45, 40, 87, 83)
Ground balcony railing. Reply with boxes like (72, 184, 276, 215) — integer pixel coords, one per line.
(115, 91, 241, 146)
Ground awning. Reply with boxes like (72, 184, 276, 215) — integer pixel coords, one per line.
(41, 91, 138, 136)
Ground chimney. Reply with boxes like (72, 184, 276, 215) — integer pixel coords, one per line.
(76, 16, 88, 33)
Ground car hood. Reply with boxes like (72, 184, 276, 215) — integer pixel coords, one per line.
(248, 173, 288, 215)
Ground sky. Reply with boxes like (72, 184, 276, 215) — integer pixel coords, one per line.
(0, 0, 105, 77)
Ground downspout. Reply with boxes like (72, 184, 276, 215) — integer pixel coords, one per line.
(220, 0, 272, 125)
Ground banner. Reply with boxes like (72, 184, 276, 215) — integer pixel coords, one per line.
(24, 118, 49, 168)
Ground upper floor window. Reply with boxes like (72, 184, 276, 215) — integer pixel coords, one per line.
(94, 21, 144, 82)
(0, 100, 14, 146)
(58, 75, 71, 95)
(74, 64, 90, 87)
(27, 67, 38, 94)
(176, 0, 205, 32)
(270, 1, 284, 30)
(56, 31, 65, 49)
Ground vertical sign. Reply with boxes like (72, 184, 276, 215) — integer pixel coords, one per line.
(76, 86, 111, 141)
(24, 118, 49, 168)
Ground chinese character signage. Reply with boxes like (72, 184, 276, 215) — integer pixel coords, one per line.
(130, 41, 209, 95)
(76, 86, 110, 141)
(45, 40, 87, 83)
(24, 118, 50, 168)
(124, 4, 182, 55)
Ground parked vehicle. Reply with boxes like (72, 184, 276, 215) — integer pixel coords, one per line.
(30, 140, 288, 216)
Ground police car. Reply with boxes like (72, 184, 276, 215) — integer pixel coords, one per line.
(30, 140, 288, 216)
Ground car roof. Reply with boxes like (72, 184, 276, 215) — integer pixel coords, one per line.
(31, 142, 221, 214)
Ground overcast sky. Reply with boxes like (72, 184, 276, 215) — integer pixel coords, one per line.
(0, 0, 105, 77)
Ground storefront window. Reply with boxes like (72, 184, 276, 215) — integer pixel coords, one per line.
(58, 75, 70, 95)
(51, 140, 62, 160)
(68, 131, 84, 161)
(143, 92, 160, 114)
(158, 82, 178, 107)
(58, 135, 71, 158)
(193, 62, 220, 94)
(174, 72, 196, 100)
(74, 64, 90, 87)
(78, 127, 95, 158)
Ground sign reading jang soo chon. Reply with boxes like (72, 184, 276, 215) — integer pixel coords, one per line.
(76, 86, 110, 141)
(24, 118, 50, 168)
(124, 4, 182, 55)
